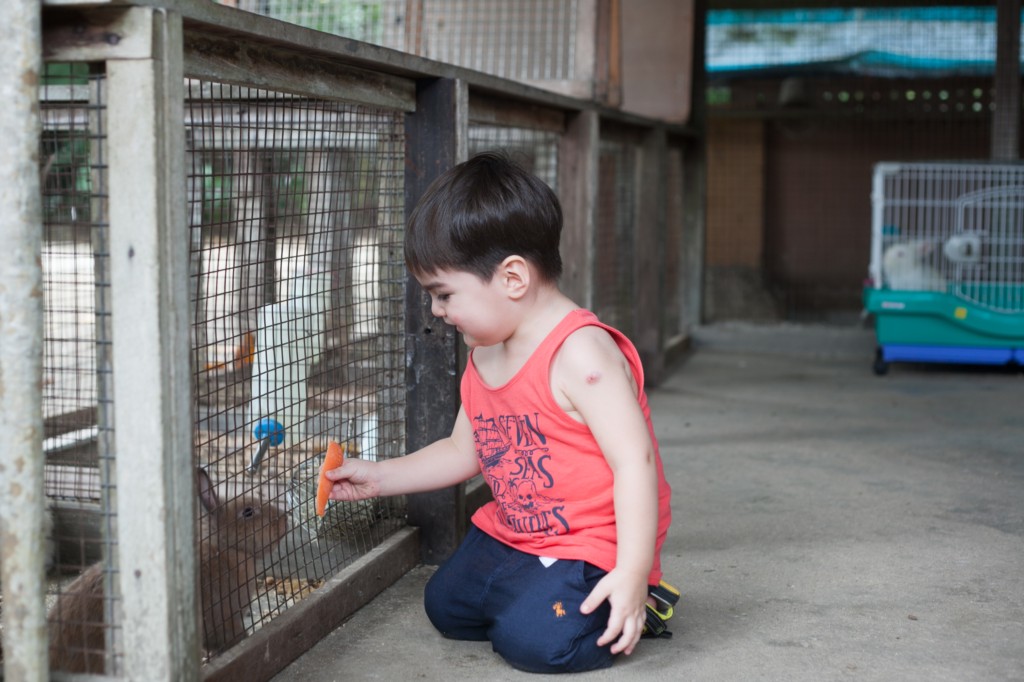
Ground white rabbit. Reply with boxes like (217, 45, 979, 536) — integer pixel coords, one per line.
(882, 239, 947, 291)
(47, 468, 289, 672)
(943, 232, 983, 265)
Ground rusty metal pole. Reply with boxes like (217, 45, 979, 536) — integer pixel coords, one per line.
(0, 0, 49, 679)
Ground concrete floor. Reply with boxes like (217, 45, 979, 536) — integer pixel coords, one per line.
(272, 323, 1024, 681)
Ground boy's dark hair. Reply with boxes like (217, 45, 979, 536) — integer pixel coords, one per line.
(405, 151, 563, 282)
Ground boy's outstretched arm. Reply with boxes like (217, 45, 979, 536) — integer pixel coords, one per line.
(557, 328, 660, 657)
(324, 407, 479, 501)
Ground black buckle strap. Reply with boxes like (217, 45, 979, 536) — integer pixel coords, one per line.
(642, 580, 680, 639)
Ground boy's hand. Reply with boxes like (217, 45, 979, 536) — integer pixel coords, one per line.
(580, 568, 649, 656)
(324, 457, 381, 501)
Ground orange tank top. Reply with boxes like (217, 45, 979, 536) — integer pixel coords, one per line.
(465, 309, 672, 584)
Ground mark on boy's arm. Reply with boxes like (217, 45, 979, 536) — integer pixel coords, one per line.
(585, 371, 602, 385)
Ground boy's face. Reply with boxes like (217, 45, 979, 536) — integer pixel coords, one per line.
(415, 268, 515, 349)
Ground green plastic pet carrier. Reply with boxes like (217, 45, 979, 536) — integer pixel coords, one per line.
(863, 162, 1024, 374)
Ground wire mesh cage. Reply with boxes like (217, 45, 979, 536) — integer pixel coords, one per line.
(229, 0, 581, 86)
(705, 7, 1008, 322)
(662, 144, 687, 341)
(408, 0, 580, 83)
(185, 81, 408, 658)
(468, 124, 560, 191)
(593, 132, 639, 338)
(8, 1, 696, 675)
(870, 162, 1024, 309)
(865, 161, 1024, 371)
(11, 67, 411, 676)
(36, 62, 123, 676)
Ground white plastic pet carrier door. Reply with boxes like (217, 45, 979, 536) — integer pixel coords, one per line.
(950, 187, 1024, 313)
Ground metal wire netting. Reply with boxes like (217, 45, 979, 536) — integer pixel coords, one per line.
(185, 82, 407, 658)
(37, 63, 123, 676)
(19, 71, 412, 674)
(228, 0, 580, 83)
(468, 124, 560, 191)
(663, 145, 687, 340)
(871, 163, 1024, 313)
(593, 134, 639, 338)
(705, 7, 1008, 321)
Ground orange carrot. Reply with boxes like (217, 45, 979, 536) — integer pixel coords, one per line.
(316, 441, 345, 517)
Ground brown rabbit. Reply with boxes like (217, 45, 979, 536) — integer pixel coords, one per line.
(196, 467, 289, 652)
(47, 467, 289, 671)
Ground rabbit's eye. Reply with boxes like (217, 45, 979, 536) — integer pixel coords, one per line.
(241, 506, 256, 519)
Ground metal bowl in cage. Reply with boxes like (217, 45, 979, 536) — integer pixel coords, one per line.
(290, 446, 380, 541)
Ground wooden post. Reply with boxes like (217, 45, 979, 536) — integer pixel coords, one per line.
(105, 8, 199, 680)
(992, 0, 1021, 160)
(681, 0, 708, 329)
(594, 0, 622, 107)
(558, 109, 600, 309)
(0, 0, 48, 677)
(404, 77, 467, 564)
(635, 127, 668, 384)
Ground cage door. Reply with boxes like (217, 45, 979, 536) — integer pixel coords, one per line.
(950, 187, 1024, 313)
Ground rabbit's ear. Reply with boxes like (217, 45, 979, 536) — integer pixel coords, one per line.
(196, 468, 220, 514)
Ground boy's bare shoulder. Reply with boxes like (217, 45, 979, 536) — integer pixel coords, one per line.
(550, 325, 640, 421)
(554, 325, 631, 382)
(560, 323, 620, 357)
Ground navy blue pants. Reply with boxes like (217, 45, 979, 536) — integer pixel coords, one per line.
(424, 526, 615, 673)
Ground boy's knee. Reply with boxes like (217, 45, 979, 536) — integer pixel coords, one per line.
(488, 621, 614, 674)
(423, 569, 456, 632)
(423, 568, 488, 641)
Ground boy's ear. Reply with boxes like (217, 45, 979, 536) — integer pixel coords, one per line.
(499, 256, 530, 299)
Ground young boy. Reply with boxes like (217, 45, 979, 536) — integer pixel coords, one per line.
(323, 151, 673, 673)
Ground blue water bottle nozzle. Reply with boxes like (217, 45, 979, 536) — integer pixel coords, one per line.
(248, 418, 285, 474)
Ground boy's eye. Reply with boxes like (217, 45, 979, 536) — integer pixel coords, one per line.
(437, 293, 451, 302)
